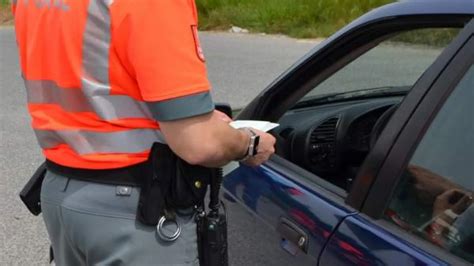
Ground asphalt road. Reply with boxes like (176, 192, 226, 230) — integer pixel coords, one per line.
(0, 27, 317, 265)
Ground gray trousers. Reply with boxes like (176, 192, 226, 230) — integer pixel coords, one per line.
(40, 171, 199, 266)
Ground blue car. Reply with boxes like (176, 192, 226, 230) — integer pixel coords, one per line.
(222, 1, 474, 265)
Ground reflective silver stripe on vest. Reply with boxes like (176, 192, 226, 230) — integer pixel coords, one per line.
(25, 0, 153, 120)
(80, 0, 154, 120)
(81, 79, 153, 120)
(25, 79, 93, 112)
(27, 0, 165, 156)
(25, 79, 153, 119)
(82, 0, 112, 87)
(35, 129, 166, 154)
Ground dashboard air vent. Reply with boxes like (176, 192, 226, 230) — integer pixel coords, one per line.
(309, 117, 339, 169)
(310, 117, 339, 145)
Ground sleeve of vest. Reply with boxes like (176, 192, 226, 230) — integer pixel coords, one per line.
(122, 0, 214, 121)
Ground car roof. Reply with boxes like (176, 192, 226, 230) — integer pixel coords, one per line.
(361, 0, 473, 20)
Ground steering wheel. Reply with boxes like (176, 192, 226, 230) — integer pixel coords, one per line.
(369, 104, 399, 149)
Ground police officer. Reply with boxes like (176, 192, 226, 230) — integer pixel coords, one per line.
(12, 0, 276, 265)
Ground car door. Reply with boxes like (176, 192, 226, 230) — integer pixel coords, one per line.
(223, 157, 353, 265)
(222, 5, 473, 266)
(321, 20, 474, 265)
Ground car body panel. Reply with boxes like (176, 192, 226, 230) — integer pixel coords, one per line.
(223, 163, 356, 264)
(320, 215, 448, 265)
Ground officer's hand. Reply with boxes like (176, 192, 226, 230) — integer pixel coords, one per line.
(242, 129, 276, 167)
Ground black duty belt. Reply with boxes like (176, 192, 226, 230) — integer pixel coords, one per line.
(45, 159, 146, 187)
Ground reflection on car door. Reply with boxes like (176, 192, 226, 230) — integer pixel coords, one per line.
(222, 158, 356, 265)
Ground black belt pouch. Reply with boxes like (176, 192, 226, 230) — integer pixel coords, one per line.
(19, 162, 47, 216)
(137, 143, 212, 226)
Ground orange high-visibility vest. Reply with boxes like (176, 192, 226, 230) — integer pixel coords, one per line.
(12, 0, 213, 169)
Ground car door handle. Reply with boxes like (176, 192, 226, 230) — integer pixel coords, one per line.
(277, 217, 309, 255)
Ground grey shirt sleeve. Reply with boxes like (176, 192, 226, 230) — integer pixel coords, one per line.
(146, 91, 215, 121)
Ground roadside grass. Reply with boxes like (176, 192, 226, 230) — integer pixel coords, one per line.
(391, 28, 461, 47)
(197, 0, 458, 45)
(0, 0, 14, 25)
(196, 0, 393, 38)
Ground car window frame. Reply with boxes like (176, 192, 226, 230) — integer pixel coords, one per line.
(348, 18, 474, 210)
(355, 21, 474, 264)
(361, 20, 474, 218)
(267, 155, 349, 200)
(238, 15, 473, 206)
(238, 15, 472, 122)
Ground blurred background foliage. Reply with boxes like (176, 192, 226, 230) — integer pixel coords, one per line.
(196, 0, 393, 38)
(0, 0, 13, 25)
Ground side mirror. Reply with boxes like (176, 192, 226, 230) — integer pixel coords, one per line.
(215, 102, 233, 119)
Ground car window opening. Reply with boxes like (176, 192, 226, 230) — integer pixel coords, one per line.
(272, 27, 462, 193)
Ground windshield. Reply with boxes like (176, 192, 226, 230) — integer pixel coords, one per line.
(297, 28, 460, 104)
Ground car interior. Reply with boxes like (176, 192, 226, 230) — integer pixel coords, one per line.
(269, 27, 461, 192)
(273, 94, 402, 191)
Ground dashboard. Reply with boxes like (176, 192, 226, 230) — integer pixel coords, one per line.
(347, 108, 387, 152)
(273, 96, 402, 189)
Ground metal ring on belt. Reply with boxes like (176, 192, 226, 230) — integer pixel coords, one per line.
(156, 216, 181, 242)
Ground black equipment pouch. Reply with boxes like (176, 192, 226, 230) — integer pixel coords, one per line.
(137, 142, 211, 226)
(170, 153, 212, 209)
(136, 142, 169, 225)
(19, 162, 47, 216)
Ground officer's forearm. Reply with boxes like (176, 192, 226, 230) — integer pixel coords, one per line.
(159, 112, 249, 167)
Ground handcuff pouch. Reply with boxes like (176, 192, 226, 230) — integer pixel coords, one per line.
(137, 142, 211, 226)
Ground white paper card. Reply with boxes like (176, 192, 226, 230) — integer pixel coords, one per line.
(229, 120, 279, 132)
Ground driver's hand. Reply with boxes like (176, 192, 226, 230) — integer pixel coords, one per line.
(433, 189, 473, 217)
(408, 165, 458, 204)
(242, 128, 276, 167)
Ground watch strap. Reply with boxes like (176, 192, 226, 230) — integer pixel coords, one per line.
(238, 128, 259, 162)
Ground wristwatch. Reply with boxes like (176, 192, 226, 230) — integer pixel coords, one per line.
(239, 128, 260, 161)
